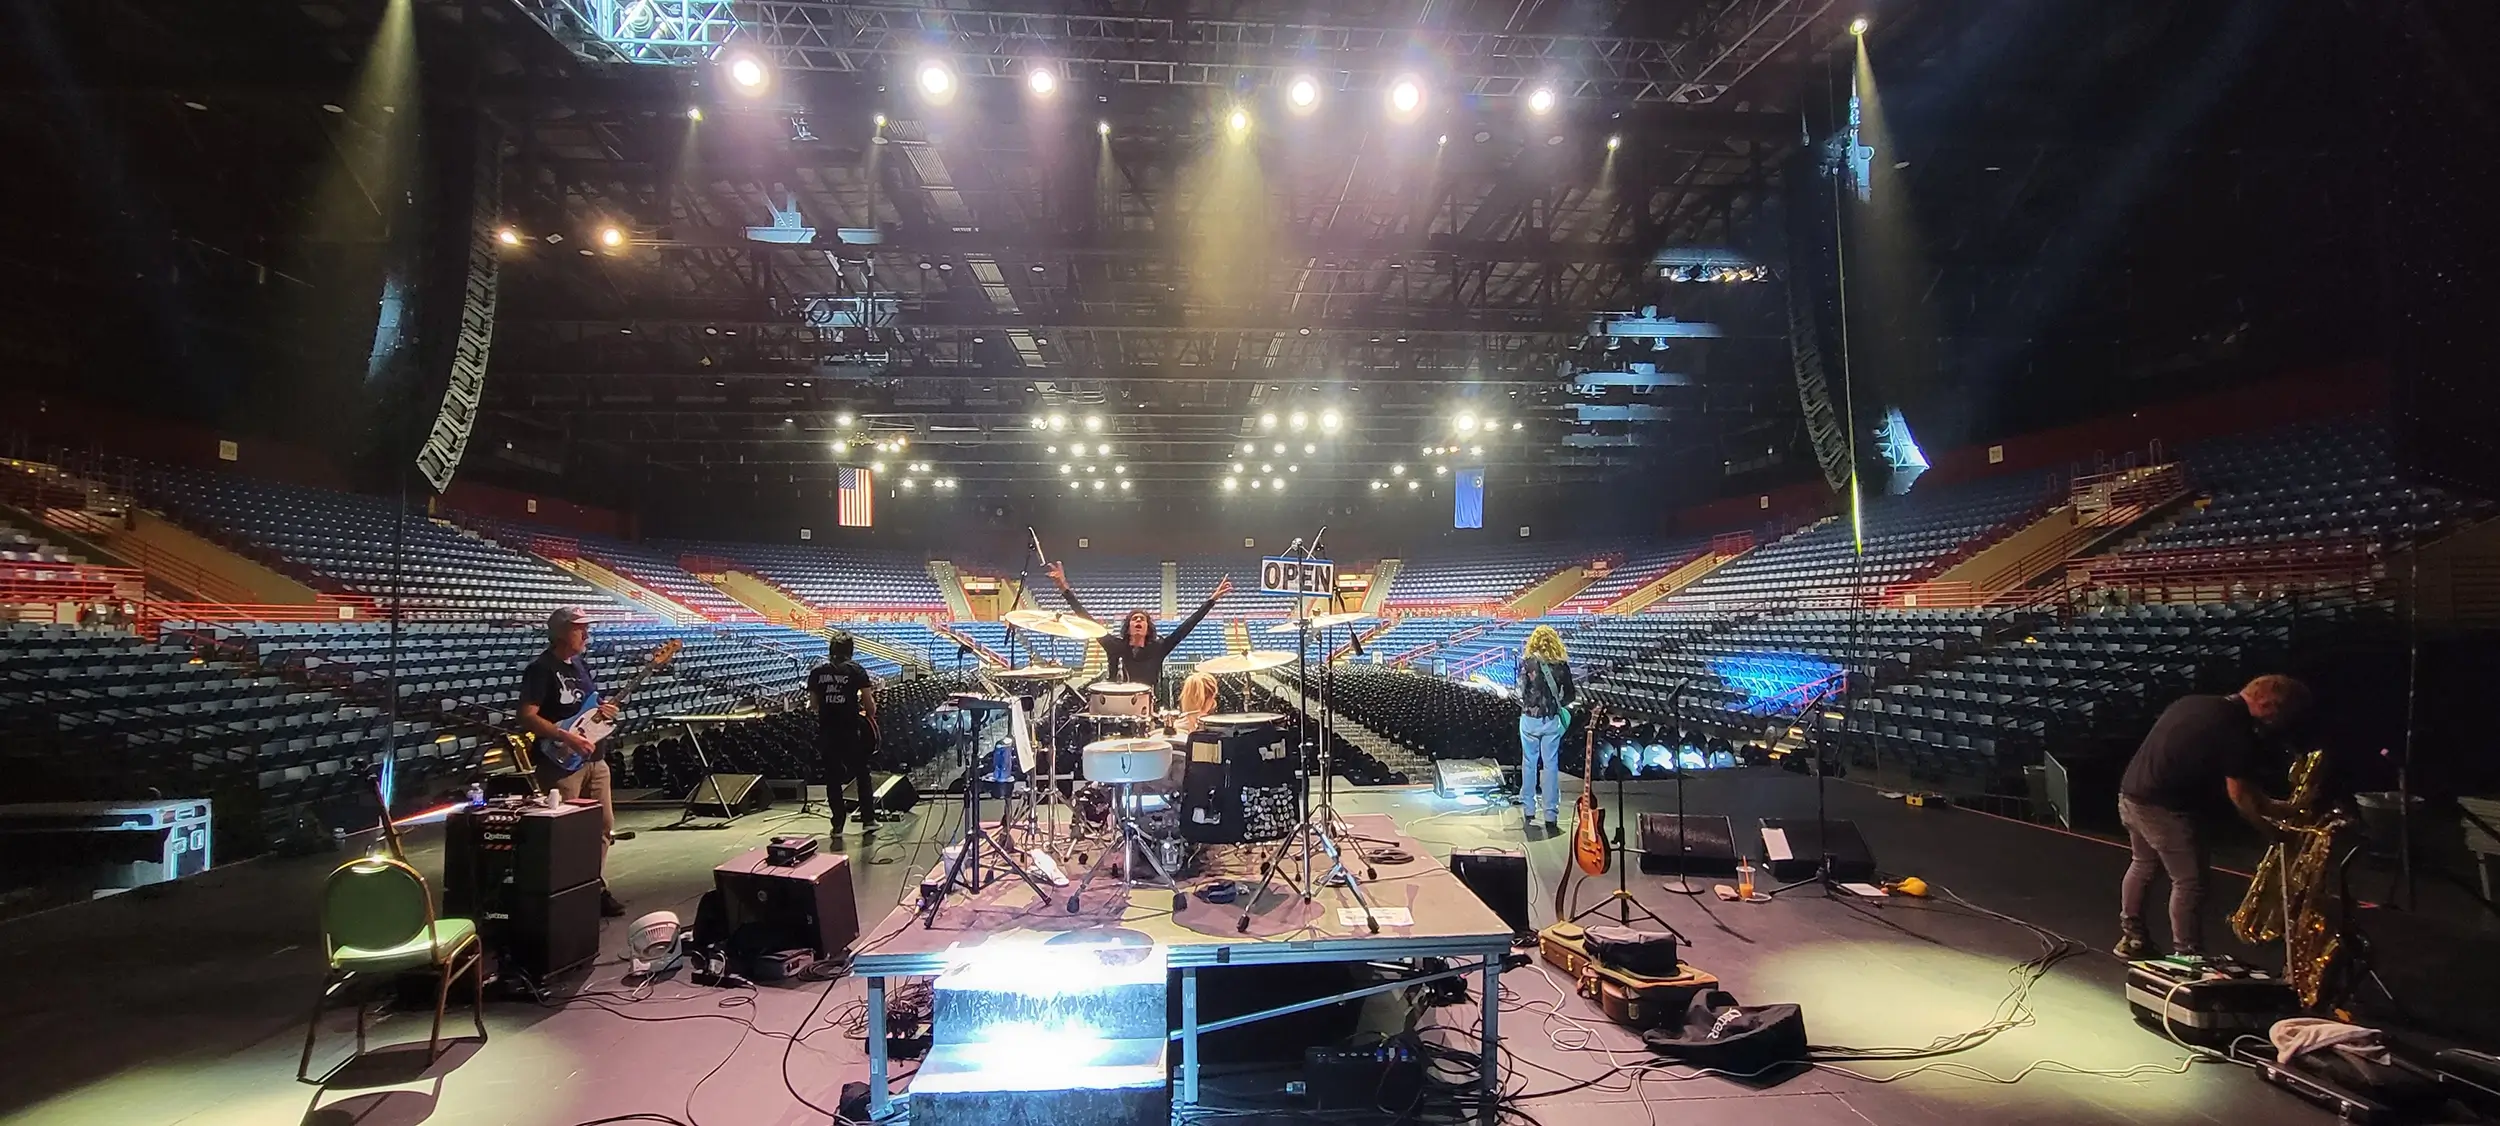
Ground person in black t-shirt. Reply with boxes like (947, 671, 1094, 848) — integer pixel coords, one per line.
(1044, 560, 1232, 697)
(518, 606, 627, 917)
(806, 630, 882, 837)
(2114, 674, 2308, 958)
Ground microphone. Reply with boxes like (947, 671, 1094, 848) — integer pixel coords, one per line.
(1284, 537, 1305, 554)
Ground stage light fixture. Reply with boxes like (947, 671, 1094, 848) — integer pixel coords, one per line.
(1230, 463, 1243, 474)
(1060, 464, 1073, 474)
(727, 55, 768, 93)
(1114, 464, 1127, 475)
(1240, 442, 1254, 454)
(1027, 67, 1057, 97)
(496, 227, 522, 246)
(1392, 464, 1405, 476)
(1288, 464, 1299, 473)
(1272, 442, 1285, 454)
(1436, 465, 1448, 475)
(1097, 120, 1111, 137)
(1321, 409, 1342, 431)
(1092, 478, 1106, 491)
(1048, 414, 1068, 430)
(686, 107, 702, 122)
(1227, 107, 1250, 135)
(831, 440, 848, 454)
(896, 436, 908, 448)
(1471, 445, 1484, 456)
(1407, 480, 1419, 491)
(1046, 445, 1058, 455)
(1850, 15, 1870, 36)
(598, 226, 625, 248)
(874, 112, 888, 129)
(1287, 76, 1320, 111)
(1251, 479, 1262, 490)
(835, 412, 854, 426)
(1259, 413, 1277, 430)
(1455, 413, 1478, 433)
(1084, 414, 1103, 432)
(1289, 410, 1307, 430)
(1370, 480, 1383, 490)
(1607, 134, 1622, 152)
(1512, 420, 1524, 431)
(1119, 479, 1132, 491)
(1303, 443, 1316, 455)
(1261, 463, 1274, 473)
(1528, 87, 1556, 115)
(872, 461, 887, 472)
(1388, 77, 1423, 117)
(1437, 134, 1447, 146)
(1224, 478, 1239, 491)
(918, 61, 957, 102)
(1271, 478, 1285, 491)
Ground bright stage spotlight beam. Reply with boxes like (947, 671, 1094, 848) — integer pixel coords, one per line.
(1287, 76, 1319, 112)
(1388, 77, 1423, 118)
(1528, 87, 1556, 115)
(1027, 66, 1057, 97)
(1226, 107, 1251, 135)
(726, 54, 769, 95)
(917, 60, 956, 103)
(1849, 15, 1871, 36)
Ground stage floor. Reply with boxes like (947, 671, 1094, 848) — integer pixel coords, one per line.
(0, 769, 2424, 1126)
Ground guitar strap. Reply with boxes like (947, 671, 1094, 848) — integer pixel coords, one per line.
(1536, 660, 1567, 723)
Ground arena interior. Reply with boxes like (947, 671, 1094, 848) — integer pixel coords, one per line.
(3, 3, 2499, 1126)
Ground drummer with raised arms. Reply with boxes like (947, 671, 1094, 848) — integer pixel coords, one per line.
(1045, 560, 1232, 699)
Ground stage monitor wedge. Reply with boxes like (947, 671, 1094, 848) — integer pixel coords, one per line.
(1757, 818, 1876, 883)
(688, 773, 772, 819)
(1636, 813, 1739, 876)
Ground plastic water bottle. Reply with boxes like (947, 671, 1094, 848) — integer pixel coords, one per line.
(989, 741, 1014, 784)
(468, 782, 487, 808)
(331, 827, 346, 852)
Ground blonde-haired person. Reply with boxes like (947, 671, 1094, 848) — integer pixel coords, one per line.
(1176, 671, 1219, 734)
(1513, 625, 1576, 832)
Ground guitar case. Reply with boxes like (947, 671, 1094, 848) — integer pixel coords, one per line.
(1583, 925, 1679, 977)
(1642, 991, 1811, 1075)
(1537, 921, 1716, 1030)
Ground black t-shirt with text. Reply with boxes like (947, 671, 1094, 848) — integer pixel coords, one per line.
(809, 659, 875, 743)
(521, 651, 600, 759)
(2121, 694, 2262, 811)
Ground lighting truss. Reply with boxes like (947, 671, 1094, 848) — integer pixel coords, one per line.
(510, 0, 1837, 105)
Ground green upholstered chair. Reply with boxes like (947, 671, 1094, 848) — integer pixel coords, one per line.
(296, 855, 486, 1082)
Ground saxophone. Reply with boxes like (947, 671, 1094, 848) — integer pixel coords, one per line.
(2230, 748, 2346, 1008)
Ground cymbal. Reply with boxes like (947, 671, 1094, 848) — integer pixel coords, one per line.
(991, 664, 1076, 681)
(1002, 609, 1109, 640)
(1198, 651, 1295, 675)
(1261, 612, 1370, 633)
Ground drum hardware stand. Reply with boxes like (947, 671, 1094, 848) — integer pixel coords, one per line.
(921, 697, 1053, 927)
(1066, 776, 1188, 916)
(1235, 526, 1383, 935)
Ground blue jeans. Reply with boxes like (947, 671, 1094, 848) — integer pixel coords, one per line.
(1519, 713, 1565, 821)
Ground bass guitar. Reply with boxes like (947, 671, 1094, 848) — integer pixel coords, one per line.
(538, 639, 681, 774)
(1573, 704, 1610, 876)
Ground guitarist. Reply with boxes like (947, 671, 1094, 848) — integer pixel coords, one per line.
(807, 630, 884, 837)
(1514, 625, 1577, 834)
(518, 607, 627, 917)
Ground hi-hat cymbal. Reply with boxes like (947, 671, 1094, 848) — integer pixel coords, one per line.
(1261, 612, 1369, 633)
(1198, 651, 1295, 674)
(1002, 609, 1109, 640)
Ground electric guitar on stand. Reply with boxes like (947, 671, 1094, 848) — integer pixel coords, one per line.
(1574, 704, 1611, 876)
(537, 639, 680, 774)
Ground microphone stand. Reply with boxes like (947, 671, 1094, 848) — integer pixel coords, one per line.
(1766, 675, 1852, 899)
(1653, 679, 1709, 897)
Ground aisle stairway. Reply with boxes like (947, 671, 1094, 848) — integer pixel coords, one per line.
(548, 556, 706, 622)
(1360, 559, 1400, 614)
(707, 569, 821, 627)
(928, 560, 973, 619)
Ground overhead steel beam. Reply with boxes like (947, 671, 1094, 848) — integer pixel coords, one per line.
(510, 1, 1835, 105)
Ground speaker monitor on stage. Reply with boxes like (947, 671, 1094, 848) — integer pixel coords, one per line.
(688, 773, 772, 819)
(714, 847, 860, 958)
(1756, 818, 1876, 883)
(1447, 848, 1532, 939)
(1636, 813, 1740, 876)
(1433, 759, 1505, 800)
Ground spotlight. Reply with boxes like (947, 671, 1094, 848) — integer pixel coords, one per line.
(1849, 15, 1870, 36)
(1240, 442, 1254, 454)
(1097, 120, 1111, 137)
(1471, 445, 1484, 457)
(1303, 443, 1316, 455)
(1231, 463, 1243, 474)
(1261, 463, 1274, 473)
(1392, 464, 1406, 476)
(598, 226, 625, 248)
(1259, 413, 1277, 430)
(1437, 134, 1447, 146)
(1606, 134, 1622, 152)
(1370, 480, 1383, 490)
(1027, 67, 1057, 97)
(727, 55, 768, 93)
(1512, 420, 1524, 431)
(835, 412, 854, 426)
(1251, 479, 1262, 490)
(1287, 76, 1319, 111)
(1271, 478, 1285, 491)
(918, 61, 956, 101)
(1527, 86, 1556, 116)
(1092, 479, 1106, 491)
(1048, 414, 1068, 430)
(1289, 410, 1307, 431)
(686, 107, 702, 122)
(1224, 478, 1239, 492)
(1407, 480, 1420, 491)
(874, 112, 888, 129)
(872, 461, 887, 473)
(1388, 77, 1423, 117)
(1455, 413, 1478, 434)
(1227, 107, 1250, 135)
(902, 478, 916, 490)
(1321, 409, 1342, 432)
(1114, 464, 1127, 475)
(1060, 464, 1072, 474)
(1272, 443, 1285, 454)
(831, 440, 848, 454)
(1288, 464, 1299, 473)
(496, 227, 522, 246)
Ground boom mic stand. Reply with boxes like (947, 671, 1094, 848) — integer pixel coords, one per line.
(1766, 677, 1851, 900)
(1651, 679, 1710, 897)
(1571, 706, 1688, 939)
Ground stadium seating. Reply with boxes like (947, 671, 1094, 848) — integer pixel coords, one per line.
(0, 518, 80, 565)
(141, 470, 617, 619)
(688, 542, 948, 612)
(582, 540, 759, 622)
(1659, 474, 2054, 609)
(1553, 534, 1716, 613)
(1385, 541, 1600, 610)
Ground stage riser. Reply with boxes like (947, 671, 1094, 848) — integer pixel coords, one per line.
(930, 981, 1168, 1045)
(910, 1039, 1170, 1126)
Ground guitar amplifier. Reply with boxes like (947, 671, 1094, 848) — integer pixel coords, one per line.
(443, 802, 604, 978)
(1637, 813, 1739, 876)
(716, 847, 860, 958)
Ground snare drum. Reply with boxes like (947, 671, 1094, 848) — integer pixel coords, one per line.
(1086, 681, 1155, 718)
(1082, 737, 1175, 785)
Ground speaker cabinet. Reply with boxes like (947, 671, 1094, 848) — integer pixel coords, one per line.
(868, 771, 919, 815)
(508, 880, 602, 978)
(442, 803, 604, 980)
(1637, 813, 1740, 876)
(1757, 818, 1876, 882)
(1447, 848, 1532, 938)
(714, 848, 860, 958)
(688, 773, 772, 819)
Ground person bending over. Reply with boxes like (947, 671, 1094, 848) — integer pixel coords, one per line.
(2115, 674, 2310, 959)
(519, 607, 626, 917)
(1045, 560, 1232, 695)
(807, 630, 884, 836)
(1514, 625, 1576, 833)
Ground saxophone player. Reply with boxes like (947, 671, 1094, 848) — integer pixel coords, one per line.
(2114, 675, 2310, 959)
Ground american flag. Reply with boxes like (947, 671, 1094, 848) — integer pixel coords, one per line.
(838, 465, 874, 527)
